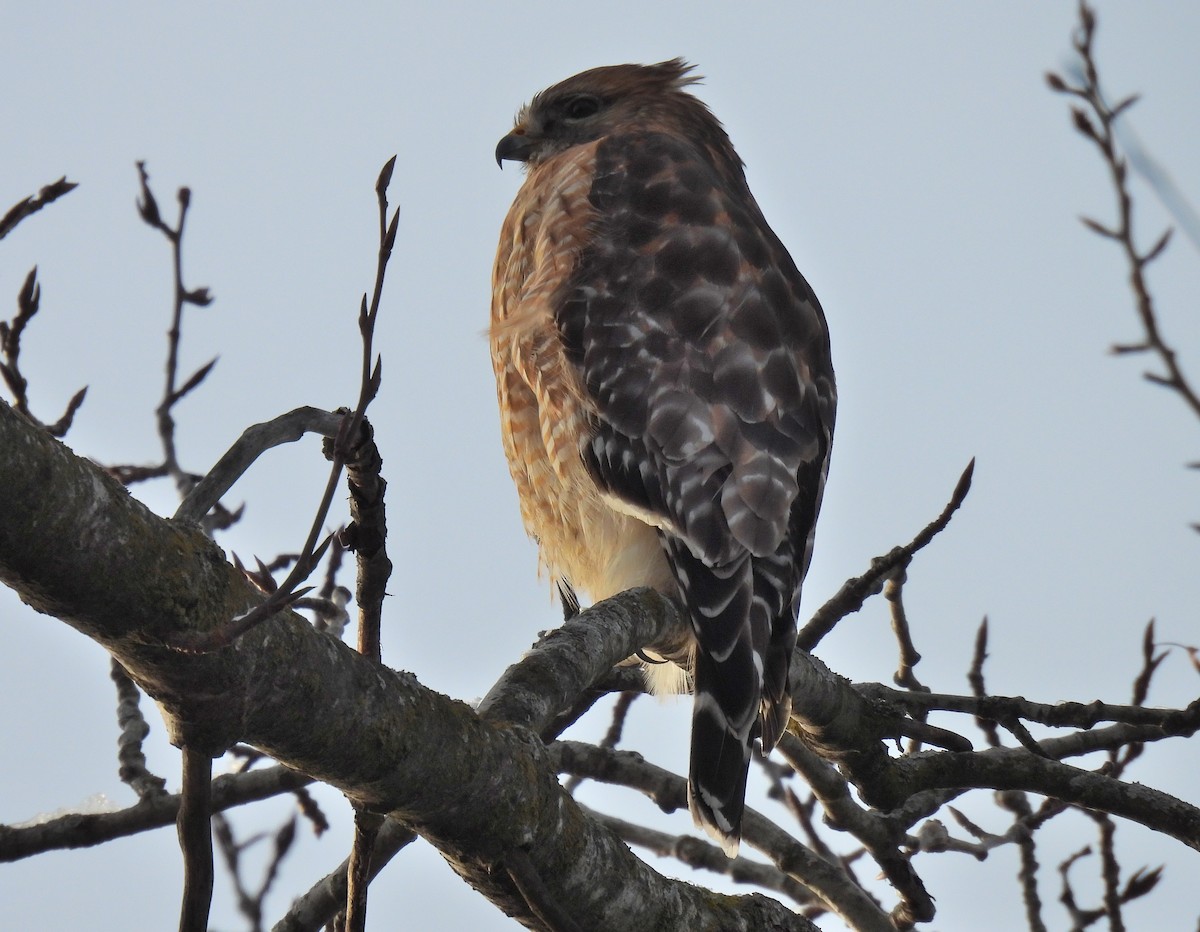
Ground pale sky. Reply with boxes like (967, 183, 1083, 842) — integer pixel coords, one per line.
(3, 3, 1199, 929)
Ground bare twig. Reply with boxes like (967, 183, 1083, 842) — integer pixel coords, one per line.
(272, 821, 418, 932)
(110, 659, 167, 800)
(966, 617, 1002, 747)
(338, 154, 398, 662)
(761, 762, 846, 873)
(857, 681, 1200, 734)
(0, 177, 77, 241)
(995, 791, 1049, 932)
(883, 566, 933, 758)
(213, 811, 297, 932)
(1057, 838, 1163, 931)
(1, 266, 88, 435)
(564, 691, 639, 794)
(1048, 1, 1200, 422)
(1092, 812, 1125, 932)
(581, 804, 816, 908)
(343, 809, 383, 932)
(1059, 844, 1102, 928)
(0, 766, 313, 862)
(912, 807, 1013, 861)
(135, 162, 216, 495)
(550, 741, 893, 931)
(330, 157, 400, 932)
(1109, 619, 1169, 777)
(888, 746, 1200, 852)
(799, 458, 974, 650)
(174, 407, 345, 523)
(885, 568, 925, 694)
(1158, 639, 1200, 676)
(129, 163, 304, 932)
(171, 158, 397, 657)
(777, 734, 932, 926)
(177, 746, 215, 932)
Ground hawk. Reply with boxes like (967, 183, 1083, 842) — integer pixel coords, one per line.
(491, 59, 835, 856)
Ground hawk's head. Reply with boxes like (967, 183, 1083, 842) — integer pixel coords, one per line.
(495, 58, 727, 169)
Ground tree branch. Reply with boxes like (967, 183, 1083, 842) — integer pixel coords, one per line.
(551, 741, 889, 931)
(0, 177, 77, 241)
(0, 400, 812, 932)
(0, 765, 311, 861)
(1048, 1, 1200, 423)
(798, 459, 974, 650)
(886, 747, 1200, 852)
(578, 804, 816, 909)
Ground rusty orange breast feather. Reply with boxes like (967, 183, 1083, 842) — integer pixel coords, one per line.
(491, 141, 675, 603)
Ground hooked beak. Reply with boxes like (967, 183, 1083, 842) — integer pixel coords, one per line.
(495, 128, 535, 168)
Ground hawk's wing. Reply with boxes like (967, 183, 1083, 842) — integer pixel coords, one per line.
(557, 130, 835, 848)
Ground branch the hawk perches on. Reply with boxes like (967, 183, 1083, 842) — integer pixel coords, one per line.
(491, 58, 836, 855)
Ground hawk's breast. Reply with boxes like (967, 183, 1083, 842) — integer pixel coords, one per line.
(491, 141, 675, 601)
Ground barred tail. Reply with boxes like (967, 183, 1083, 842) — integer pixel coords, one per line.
(665, 539, 796, 856)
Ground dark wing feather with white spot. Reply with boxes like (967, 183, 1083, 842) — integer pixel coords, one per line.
(559, 130, 836, 852)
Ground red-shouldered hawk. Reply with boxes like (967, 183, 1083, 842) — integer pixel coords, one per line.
(491, 59, 835, 856)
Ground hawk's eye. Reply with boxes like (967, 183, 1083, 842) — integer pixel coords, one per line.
(563, 95, 601, 121)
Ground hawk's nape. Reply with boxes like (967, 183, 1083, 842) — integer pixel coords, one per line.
(490, 58, 835, 856)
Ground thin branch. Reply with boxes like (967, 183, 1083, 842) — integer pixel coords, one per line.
(177, 746, 215, 932)
(174, 407, 344, 523)
(110, 659, 168, 800)
(777, 734, 932, 925)
(1048, 1, 1200, 422)
(967, 617, 1002, 747)
(343, 809, 383, 932)
(272, 821, 416, 932)
(0, 766, 313, 862)
(755, 752, 846, 873)
(1, 266, 88, 435)
(565, 691, 639, 794)
(550, 741, 892, 932)
(172, 159, 398, 656)
(213, 812, 296, 932)
(799, 458, 974, 650)
(1091, 812, 1125, 932)
(887, 746, 1200, 852)
(886, 567, 925, 694)
(580, 804, 817, 909)
(0, 177, 77, 241)
(1107, 619, 1169, 777)
(1059, 844, 1103, 929)
(341, 152, 397, 665)
(135, 162, 215, 491)
(996, 791, 1049, 932)
(857, 682, 1200, 734)
(336, 159, 399, 932)
(1057, 837, 1162, 932)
